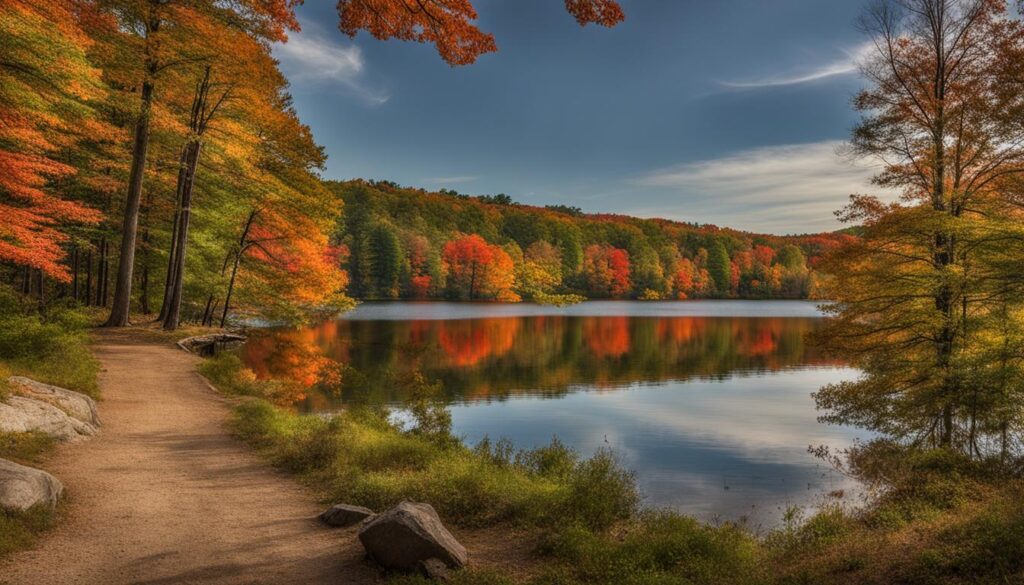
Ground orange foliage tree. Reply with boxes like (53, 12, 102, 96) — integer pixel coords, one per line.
(337, 0, 624, 66)
(582, 244, 630, 298)
(442, 234, 519, 301)
(0, 0, 106, 281)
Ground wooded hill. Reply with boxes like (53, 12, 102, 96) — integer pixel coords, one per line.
(330, 180, 854, 302)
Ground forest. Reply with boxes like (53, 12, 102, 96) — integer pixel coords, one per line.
(1, 0, 349, 331)
(334, 180, 852, 303)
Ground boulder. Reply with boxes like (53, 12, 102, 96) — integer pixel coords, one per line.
(358, 502, 468, 572)
(319, 503, 375, 527)
(0, 396, 98, 441)
(7, 376, 100, 427)
(176, 333, 247, 356)
(0, 458, 63, 512)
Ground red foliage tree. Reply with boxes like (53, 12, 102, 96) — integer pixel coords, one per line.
(337, 0, 624, 66)
(442, 234, 519, 301)
(582, 244, 630, 297)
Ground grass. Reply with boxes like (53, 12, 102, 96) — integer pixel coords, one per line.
(0, 289, 100, 398)
(0, 431, 57, 465)
(201, 349, 1024, 584)
(0, 505, 58, 557)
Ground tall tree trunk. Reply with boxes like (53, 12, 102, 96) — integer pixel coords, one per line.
(95, 238, 105, 306)
(84, 248, 93, 305)
(157, 147, 187, 322)
(35, 269, 44, 309)
(163, 66, 223, 331)
(219, 209, 257, 328)
(162, 140, 202, 331)
(71, 245, 79, 302)
(104, 16, 161, 327)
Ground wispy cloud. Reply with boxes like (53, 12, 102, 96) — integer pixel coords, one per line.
(719, 42, 872, 89)
(627, 141, 888, 234)
(423, 175, 480, 185)
(274, 23, 390, 106)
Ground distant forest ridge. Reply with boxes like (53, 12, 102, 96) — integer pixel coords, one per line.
(330, 179, 854, 302)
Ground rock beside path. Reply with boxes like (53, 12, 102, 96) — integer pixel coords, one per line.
(358, 502, 468, 572)
(7, 376, 100, 427)
(0, 458, 63, 512)
(176, 333, 247, 356)
(0, 395, 99, 441)
(319, 503, 375, 527)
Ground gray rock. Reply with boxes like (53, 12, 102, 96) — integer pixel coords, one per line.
(176, 333, 247, 356)
(319, 503, 375, 527)
(0, 395, 98, 441)
(7, 376, 100, 427)
(0, 458, 63, 512)
(358, 502, 468, 572)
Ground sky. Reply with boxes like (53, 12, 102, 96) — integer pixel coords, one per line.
(273, 0, 882, 235)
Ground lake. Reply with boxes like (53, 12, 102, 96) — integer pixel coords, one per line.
(241, 300, 863, 527)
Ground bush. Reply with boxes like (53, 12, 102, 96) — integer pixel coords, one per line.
(0, 288, 99, 397)
(538, 512, 766, 585)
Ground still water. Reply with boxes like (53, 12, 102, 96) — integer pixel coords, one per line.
(242, 301, 862, 526)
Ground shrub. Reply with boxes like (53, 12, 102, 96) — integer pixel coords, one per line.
(0, 288, 99, 397)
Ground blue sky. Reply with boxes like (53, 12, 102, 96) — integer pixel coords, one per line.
(274, 0, 881, 235)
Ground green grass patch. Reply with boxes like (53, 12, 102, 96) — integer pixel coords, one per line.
(0, 289, 99, 398)
(0, 505, 58, 557)
(228, 398, 637, 529)
(0, 431, 57, 465)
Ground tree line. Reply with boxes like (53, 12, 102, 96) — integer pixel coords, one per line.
(332, 180, 852, 302)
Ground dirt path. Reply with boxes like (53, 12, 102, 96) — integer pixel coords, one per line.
(1, 330, 379, 585)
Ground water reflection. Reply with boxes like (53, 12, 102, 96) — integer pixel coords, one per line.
(241, 301, 861, 524)
(243, 313, 838, 405)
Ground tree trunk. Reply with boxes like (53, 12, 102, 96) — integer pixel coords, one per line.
(104, 17, 160, 327)
(163, 66, 220, 331)
(157, 147, 188, 322)
(84, 248, 93, 305)
(219, 210, 257, 328)
(95, 238, 105, 306)
(71, 245, 79, 302)
(35, 269, 44, 309)
(162, 140, 202, 331)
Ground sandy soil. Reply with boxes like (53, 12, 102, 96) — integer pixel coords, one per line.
(1, 330, 381, 585)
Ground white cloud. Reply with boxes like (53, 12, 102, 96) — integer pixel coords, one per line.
(720, 42, 873, 89)
(274, 23, 390, 106)
(628, 141, 888, 234)
(423, 175, 480, 185)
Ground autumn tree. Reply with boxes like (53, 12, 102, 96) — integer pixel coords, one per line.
(582, 244, 630, 298)
(516, 240, 563, 299)
(442, 234, 518, 301)
(336, 0, 624, 66)
(101, 0, 301, 327)
(818, 0, 1024, 454)
(0, 0, 105, 282)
